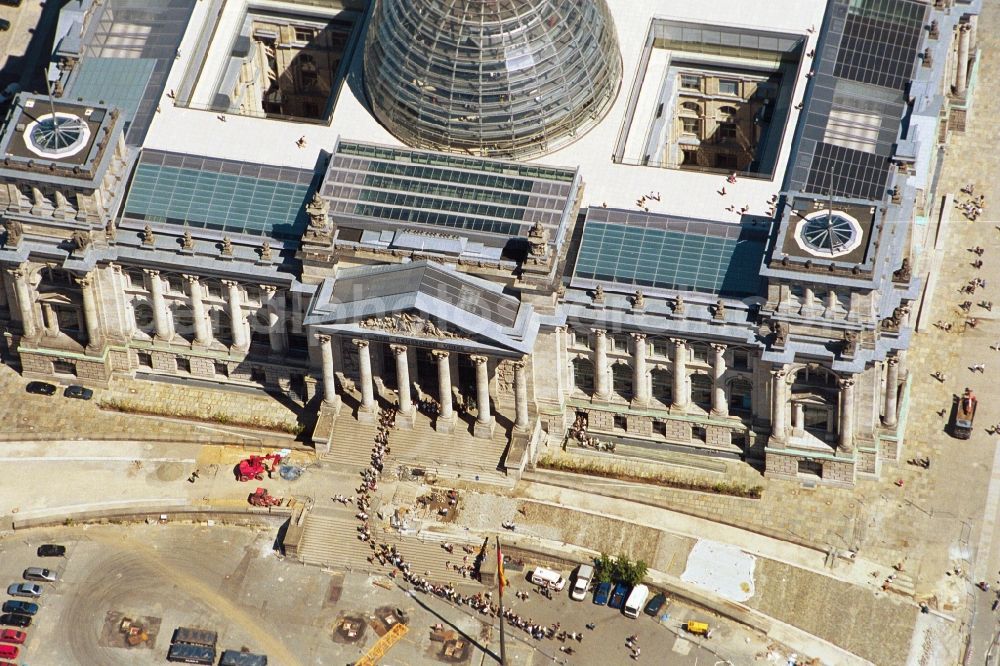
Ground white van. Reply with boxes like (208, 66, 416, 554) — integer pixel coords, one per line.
(530, 567, 566, 591)
(570, 564, 594, 601)
(623, 584, 649, 618)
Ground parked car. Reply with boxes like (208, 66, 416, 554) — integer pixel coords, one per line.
(0, 644, 17, 660)
(570, 564, 594, 601)
(609, 582, 630, 609)
(1, 601, 36, 616)
(6, 584, 41, 598)
(593, 581, 612, 605)
(64, 384, 94, 400)
(37, 544, 66, 557)
(529, 567, 566, 591)
(0, 629, 25, 644)
(25, 381, 56, 396)
(644, 592, 667, 616)
(0, 615, 29, 629)
(23, 567, 57, 583)
(0, 82, 19, 105)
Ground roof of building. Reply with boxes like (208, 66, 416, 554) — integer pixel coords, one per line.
(784, 0, 926, 201)
(571, 207, 769, 298)
(119, 149, 316, 240)
(142, 0, 826, 222)
(320, 139, 579, 251)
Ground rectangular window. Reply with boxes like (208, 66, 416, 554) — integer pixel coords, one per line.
(177, 357, 191, 373)
(718, 79, 739, 96)
(681, 117, 700, 134)
(127, 269, 146, 289)
(732, 349, 750, 371)
(214, 361, 229, 378)
(294, 27, 315, 42)
(680, 74, 701, 90)
(137, 352, 153, 369)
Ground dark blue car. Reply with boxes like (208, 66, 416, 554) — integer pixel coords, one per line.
(593, 581, 611, 605)
(1, 601, 37, 616)
(609, 582, 630, 609)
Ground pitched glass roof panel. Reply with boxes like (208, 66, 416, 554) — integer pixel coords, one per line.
(321, 140, 578, 247)
(573, 210, 767, 297)
(120, 150, 314, 239)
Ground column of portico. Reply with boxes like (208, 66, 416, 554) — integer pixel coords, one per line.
(42, 303, 59, 336)
(391, 344, 415, 423)
(631, 333, 650, 406)
(471, 354, 495, 438)
(317, 333, 341, 412)
(883, 356, 900, 427)
(8, 266, 37, 339)
(222, 280, 248, 350)
(75, 273, 101, 348)
(792, 402, 805, 435)
(260, 286, 286, 354)
(433, 350, 456, 432)
(513, 357, 530, 432)
(771, 367, 788, 443)
(955, 24, 971, 96)
(593, 329, 611, 400)
(710, 343, 728, 416)
(839, 376, 855, 453)
(353, 339, 377, 422)
(145, 269, 171, 341)
(184, 275, 211, 346)
(671, 338, 688, 410)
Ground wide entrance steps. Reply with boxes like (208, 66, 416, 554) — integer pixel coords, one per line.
(296, 508, 486, 587)
(321, 410, 514, 488)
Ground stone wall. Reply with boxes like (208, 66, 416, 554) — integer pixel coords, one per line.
(706, 424, 732, 447)
(764, 450, 797, 479)
(626, 414, 653, 437)
(857, 449, 877, 476)
(821, 459, 855, 487)
(663, 418, 692, 443)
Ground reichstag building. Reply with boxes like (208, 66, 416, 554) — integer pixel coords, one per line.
(0, 0, 982, 486)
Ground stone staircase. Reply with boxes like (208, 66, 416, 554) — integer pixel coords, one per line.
(295, 508, 486, 587)
(321, 411, 515, 488)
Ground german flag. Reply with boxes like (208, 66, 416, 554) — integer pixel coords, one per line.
(497, 541, 509, 594)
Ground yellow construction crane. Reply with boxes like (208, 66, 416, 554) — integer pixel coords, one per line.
(355, 622, 409, 666)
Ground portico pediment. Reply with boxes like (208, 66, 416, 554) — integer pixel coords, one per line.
(306, 260, 538, 355)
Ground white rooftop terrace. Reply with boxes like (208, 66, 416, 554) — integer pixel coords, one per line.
(145, 0, 827, 224)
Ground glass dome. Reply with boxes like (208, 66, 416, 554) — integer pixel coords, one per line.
(363, 0, 622, 159)
(794, 210, 863, 258)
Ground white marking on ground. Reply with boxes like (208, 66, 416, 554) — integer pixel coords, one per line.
(681, 539, 756, 602)
(973, 442, 1000, 579)
(672, 637, 692, 655)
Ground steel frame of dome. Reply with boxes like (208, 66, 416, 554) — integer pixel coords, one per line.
(793, 209, 863, 258)
(363, 0, 623, 159)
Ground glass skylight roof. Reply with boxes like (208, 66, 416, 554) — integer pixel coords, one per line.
(121, 150, 314, 240)
(573, 209, 768, 297)
(793, 210, 863, 257)
(321, 140, 578, 247)
(24, 113, 90, 158)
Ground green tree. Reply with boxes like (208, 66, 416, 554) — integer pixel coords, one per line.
(624, 559, 648, 586)
(595, 553, 614, 583)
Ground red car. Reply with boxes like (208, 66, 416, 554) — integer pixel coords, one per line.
(0, 644, 17, 659)
(0, 629, 23, 644)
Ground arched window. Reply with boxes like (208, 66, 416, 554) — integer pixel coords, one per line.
(718, 105, 738, 117)
(651, 367, 672, 405)
(691, 373, 713, 410)
(572, 357, 595, 395)
(680, 101, 700, 114)
(611, 362, 632, 400)
(729, 377, 753, 414)
(133, 301, 155, 331)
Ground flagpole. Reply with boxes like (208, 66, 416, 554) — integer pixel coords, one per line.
(496, 536, 507, 666)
